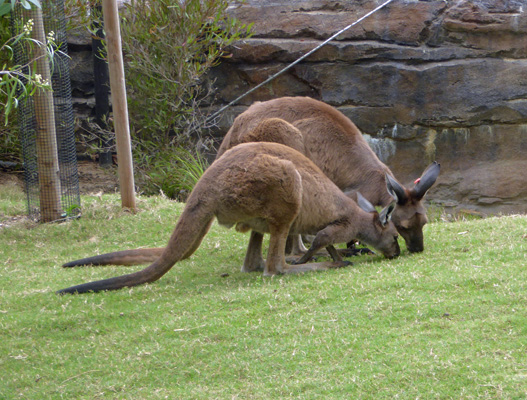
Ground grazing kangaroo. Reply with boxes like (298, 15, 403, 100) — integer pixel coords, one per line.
(216, 96, 440, 253)
(57, 142, 399, 295)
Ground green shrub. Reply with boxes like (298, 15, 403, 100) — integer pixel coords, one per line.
(134, 143, 209, 200)
(119, 0, 250, 197)
(0, 14, 20, 161)
(120, 0, 251, 146)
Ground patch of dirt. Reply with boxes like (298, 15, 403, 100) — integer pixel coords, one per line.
(77, 160, 120, 194)
(0, 161, 120, 228)
(0, 161, 119, 229)
(0, 160, 120, 195)
(0, 215, 34, 229)
(0, 170, 24, 188)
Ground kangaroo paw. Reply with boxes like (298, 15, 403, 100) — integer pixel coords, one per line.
(338, 247, 375, 257)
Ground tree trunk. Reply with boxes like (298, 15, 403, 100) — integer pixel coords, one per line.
(27, 6, 63, 222)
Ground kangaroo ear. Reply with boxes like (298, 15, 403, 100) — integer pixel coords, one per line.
(356, 192, 376, 213)
(378, 202, 395, 227)
(385, 173, 407, 205)
(413, 161, 440, 200)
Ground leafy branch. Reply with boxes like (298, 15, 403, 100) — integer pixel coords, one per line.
(0, 9, 68, 125)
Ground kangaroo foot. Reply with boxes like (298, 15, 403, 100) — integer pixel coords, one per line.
(241, 257, 265, 273)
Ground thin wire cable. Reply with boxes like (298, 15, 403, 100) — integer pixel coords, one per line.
(206, 0, 397, 124)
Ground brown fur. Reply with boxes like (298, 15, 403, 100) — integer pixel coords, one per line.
(216, 97, 440, 253)
(57, 142, 399, 295)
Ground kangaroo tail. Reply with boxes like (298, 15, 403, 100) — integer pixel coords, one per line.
(62, 248, 165, 267)
(57, 205, 215, 295)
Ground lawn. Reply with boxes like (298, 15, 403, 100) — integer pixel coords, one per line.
(1, 182, 527, 399)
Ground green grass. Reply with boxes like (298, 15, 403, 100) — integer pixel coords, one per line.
(1, 186, 527, 399)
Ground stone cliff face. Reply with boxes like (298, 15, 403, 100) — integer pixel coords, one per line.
(67, 0, 527, 215)
(208, 0, 527, 215)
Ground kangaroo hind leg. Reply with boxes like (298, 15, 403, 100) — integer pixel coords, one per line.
(241, 231, 266, 273)
(264, 224, 291, 276)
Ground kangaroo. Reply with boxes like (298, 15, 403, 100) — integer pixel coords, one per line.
(216, 96, 440, 254)
(57, 142, 400, 295)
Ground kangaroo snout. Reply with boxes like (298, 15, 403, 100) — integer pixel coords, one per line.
(406, 237, 424, 253)
(384, 240, 401, 259)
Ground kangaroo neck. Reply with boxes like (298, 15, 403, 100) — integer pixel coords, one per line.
(354, 210, 379, 246)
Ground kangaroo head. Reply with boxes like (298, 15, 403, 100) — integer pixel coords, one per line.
(357, 193, 400, 259)
(385, 162, 440, 253)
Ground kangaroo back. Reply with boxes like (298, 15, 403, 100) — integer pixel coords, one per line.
(217, 97, 392, 205)
(234, 117, 307, 156)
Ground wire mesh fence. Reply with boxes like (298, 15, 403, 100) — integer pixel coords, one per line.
(11, 0, 80, 222)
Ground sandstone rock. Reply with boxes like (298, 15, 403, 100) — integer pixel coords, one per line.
(67, 28, 92, 48)
(213, 58, 527, 128)
(433, 159, 527, 215)
(227, 38, 490, 64)
(231, 0, 447, 45)
(68, 50, 94, 97)
(208, 0, 527, 215)
(439, 0, 527, 55)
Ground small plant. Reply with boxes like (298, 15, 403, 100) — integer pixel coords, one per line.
(107, 0, 250, 200)
(134, 144, 209, 200)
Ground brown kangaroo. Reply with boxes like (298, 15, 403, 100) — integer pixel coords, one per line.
(216, 96, 440, 253)
(57, 142, 399, 295)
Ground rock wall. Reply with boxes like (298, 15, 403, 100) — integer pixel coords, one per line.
(66, 0, 527, 215)
(208, 0, 527, 215)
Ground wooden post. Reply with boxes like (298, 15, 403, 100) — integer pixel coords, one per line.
(27, 7, 63, 222)
(102, 0, 136, 210)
